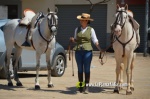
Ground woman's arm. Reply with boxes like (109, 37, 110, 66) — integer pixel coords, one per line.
(70, 27, 78, 43)
(91, 28, 101, 51)
(95, 41, 101, 51)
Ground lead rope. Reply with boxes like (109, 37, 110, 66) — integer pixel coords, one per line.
(99, 51, 107, 65)
(98, 29, 118, 65)
(67, 41, 74, 76)
(72, 47, 74, 76)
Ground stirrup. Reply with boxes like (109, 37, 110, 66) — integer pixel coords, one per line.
(21, 41, 31, 47)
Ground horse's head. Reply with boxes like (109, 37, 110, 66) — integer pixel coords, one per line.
(46, 8, 58, 35)
(112, 4, 128, 36)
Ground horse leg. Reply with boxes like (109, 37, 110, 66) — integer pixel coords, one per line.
(35, 52, 41, 89)
(119, 63, 124, 90)
(46, 50, 54, 88)
(13, 46, 23, 86)
(130, 53, 135, 91)
(5, 47, 13, 86)
(126, 53, 133, 95)
(114, 61, 121, 94)
(119, 57, 127, 90)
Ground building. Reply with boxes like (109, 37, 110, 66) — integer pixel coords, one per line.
(0, 0, 149, 52)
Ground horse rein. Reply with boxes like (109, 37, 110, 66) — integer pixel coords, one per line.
(99, 51, 107, 65)
(33, 12, 58, 53)
(112, 10, 135, 57)
(68, 41, 71, 61)
(67, 41, 74, 76)
(34, 12, 45, 28)
(99, 10, 130, 63)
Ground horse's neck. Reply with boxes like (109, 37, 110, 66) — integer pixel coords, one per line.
(40, 19, 52, 39)
(120, 20, 133, 41)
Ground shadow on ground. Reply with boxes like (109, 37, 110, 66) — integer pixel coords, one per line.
(0, 73, 47, 79)
(0, 84, 25, 91)
(18, 73, 47, 78)
(27, 86, 107, 95)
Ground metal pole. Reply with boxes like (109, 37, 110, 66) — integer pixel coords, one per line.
(143, 0, 149, 57)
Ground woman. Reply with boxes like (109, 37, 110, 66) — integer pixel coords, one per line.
(70, 13, 101, 94)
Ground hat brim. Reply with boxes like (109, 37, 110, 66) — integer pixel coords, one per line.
(77, 15, 94, 21)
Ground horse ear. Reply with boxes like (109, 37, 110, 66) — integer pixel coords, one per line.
(47, 8, 50, 12)
(55, 6, 58, 14)
(116, 4, 120, 10)
(125, 4, 128, 10)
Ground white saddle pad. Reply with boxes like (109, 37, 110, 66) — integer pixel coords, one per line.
(20, 9, 36, 25)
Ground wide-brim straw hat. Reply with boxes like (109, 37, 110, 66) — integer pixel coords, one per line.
(77, 13, 94, 21)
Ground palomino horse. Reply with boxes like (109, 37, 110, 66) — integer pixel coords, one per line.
(3, 9, 58, 89)
(111, 4, 140, 95)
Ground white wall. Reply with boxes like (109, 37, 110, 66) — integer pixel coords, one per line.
(0, 6, 8, 19)
(21, 0, 55, 15)
(107, 0, 116, 33)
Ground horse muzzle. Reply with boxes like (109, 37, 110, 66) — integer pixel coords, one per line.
(51, 26, 57, 34)
(114, 25, 122, 36)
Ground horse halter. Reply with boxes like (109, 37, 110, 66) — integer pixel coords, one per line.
(114, 10, 128, 29)
(47, 12, 58, 35)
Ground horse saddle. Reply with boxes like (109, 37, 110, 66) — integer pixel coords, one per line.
(21, 11, 45, 47)
(129, 16, 140, 32)
(128, 14, 140, 46)
(19, 9, 35, 26)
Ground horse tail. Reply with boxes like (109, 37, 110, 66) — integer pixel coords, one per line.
(0, 25, 5, 31)
(2, 19, 19, 53)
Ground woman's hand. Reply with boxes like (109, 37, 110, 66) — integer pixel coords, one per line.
(70, 37, 75, 43)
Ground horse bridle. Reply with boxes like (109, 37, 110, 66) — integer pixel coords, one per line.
(114, 10, 128, 30)
(47, 13, 58, 34)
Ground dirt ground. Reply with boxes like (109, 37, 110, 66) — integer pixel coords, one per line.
(0, 53, 150, 99)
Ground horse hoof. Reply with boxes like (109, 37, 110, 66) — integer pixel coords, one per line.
(130, 87, 134, 91)
(126, 91, 132, 95)
(8, 82, 13, 86)
(118, 87, 123, 90)
(16, 82, 23, 86)
(35, 85, 40, 90)
(113, 89, 119, 94)
(10, 75, 14, 79)
(48, 84, 54, 88)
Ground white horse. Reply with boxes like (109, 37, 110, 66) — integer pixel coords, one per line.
(111, 4, 140, 95)
(3, 8, 58, 89)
